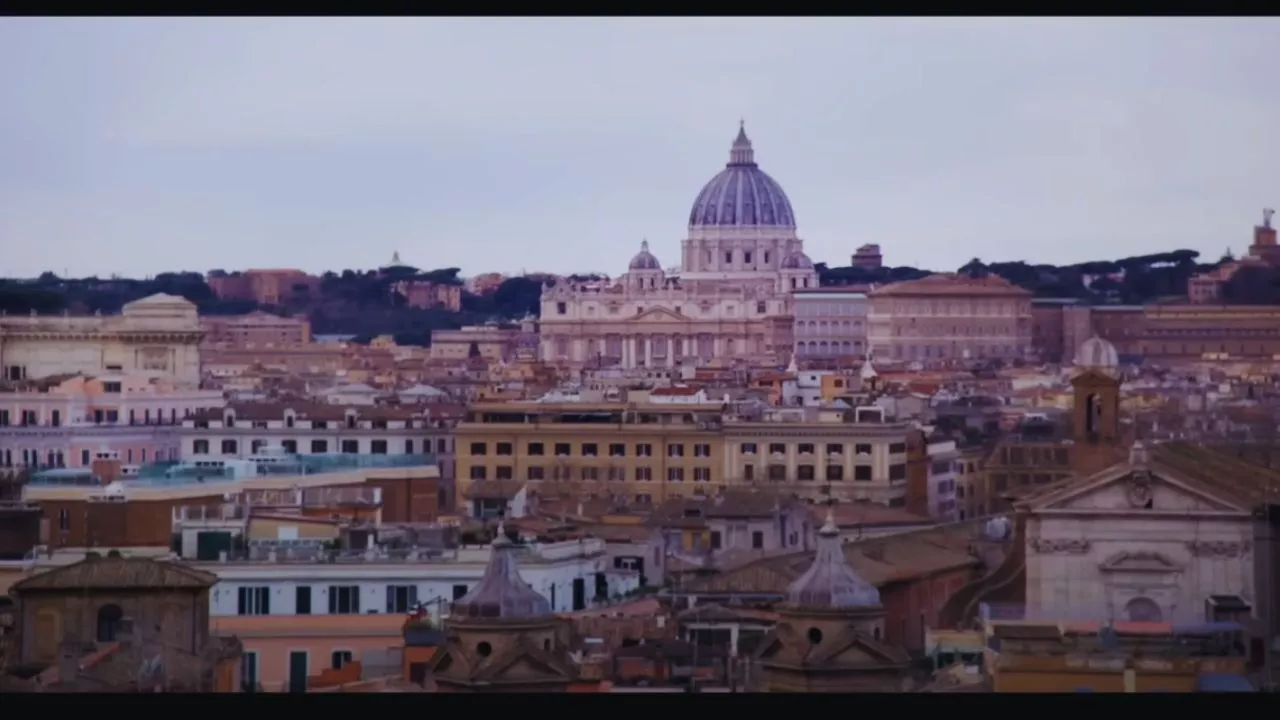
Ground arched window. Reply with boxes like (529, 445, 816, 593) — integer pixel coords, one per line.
(96, 603, 123, 642)
(1124, 597, 1163, 623)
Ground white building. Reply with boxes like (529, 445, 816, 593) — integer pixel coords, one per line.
(0, 293, 204, 387)
(927, 439, 960, 522)
(539, 123, 819, 369)
(200, 537, 638, 621)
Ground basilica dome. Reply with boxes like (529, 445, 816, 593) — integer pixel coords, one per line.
(628, 240, 662, 270)
(688, 122, 797, 230)
(781, 250, 814, 270)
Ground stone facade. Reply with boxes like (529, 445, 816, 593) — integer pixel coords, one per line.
(0, 294, 203, 387)
(866, 274, 1033, 364)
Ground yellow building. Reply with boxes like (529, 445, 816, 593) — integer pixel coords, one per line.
(455, 400, 729, 514)
(721, 410, 914, 506)
(953, 447, 987, 520)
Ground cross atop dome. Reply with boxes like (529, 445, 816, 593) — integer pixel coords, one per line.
(729, 120, 755, 166)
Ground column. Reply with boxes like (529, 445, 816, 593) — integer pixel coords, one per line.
(667, 334, 677, 368)
(644, 335, 654, 367)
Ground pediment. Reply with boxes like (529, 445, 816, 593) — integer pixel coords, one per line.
(629, 307, 690, 324)
(485, 654, 566, 682)
(1030, 465, 1247, 515)
(1099, 550, 1182, 574)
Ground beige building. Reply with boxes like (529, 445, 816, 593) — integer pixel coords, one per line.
(429, 323, 533, 362)
(455, 400, 730, 516)
(455, 399, 917, 516)
(0, 294, 204, 388)
(201, 312, 311, 347)
(538, 124, 819, 370)
(867, 274, 1033, 363)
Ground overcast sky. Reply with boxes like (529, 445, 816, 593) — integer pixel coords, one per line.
(2, 18, 1277, 279)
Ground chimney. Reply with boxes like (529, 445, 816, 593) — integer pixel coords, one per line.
(56, 637, 81, 688)
(116, 616, 135, 647)
(91, 457, 121, 484)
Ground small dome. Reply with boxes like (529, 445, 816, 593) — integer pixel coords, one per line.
(628, 240, 662, 271)
(451, 524, 552, 620)
(1074, 334, 1119, 369)
(781, 251, 813, 270)
(786, 510, 881, 609)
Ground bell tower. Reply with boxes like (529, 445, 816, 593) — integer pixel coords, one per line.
(1070, 335, 1123, 476)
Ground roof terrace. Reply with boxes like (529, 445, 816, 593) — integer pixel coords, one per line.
(28, 453, 436, 488)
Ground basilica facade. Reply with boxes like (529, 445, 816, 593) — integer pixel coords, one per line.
(538, 124, 818, 369)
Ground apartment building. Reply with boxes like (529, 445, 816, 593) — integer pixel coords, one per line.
(722, 405, 915, 506)
(24, 457, 443, 551)
(792, 289, 868, 361)
(201, 312, 312, 347)
(0, 373, 225, 470)
(196, 539, 632, 691)
(456, 400, 730, 516)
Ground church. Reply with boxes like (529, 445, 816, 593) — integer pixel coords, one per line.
(538, 123, 818, 369)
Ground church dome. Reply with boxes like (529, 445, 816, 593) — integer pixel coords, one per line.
(786, 510, 881, 609)
(628, 240, 662, 271)
(781, 250, 814, 270)
(1074, 334, 1119, 369)
(688, 122, 797, 229)
(451, 524, 552, 620)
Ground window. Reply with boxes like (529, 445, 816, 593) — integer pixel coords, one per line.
(889, 463, 907, 481)
(526, 466, 544, 481)
(496, 466, 514, 480)
(470, 442, 487, 456)
(768, 443, 786, 455)
(667, 467, 684, 482)
(797, 465, 815, 481)
(752, 531, 764, 549)
(635, 443, 653, 457)
(756, 301, 767, 313)
(608, 443, 626, 457)
(635, 467, 652, 482)
(386, 585, 418, 614)
(328, 585, 361, 615)
(96, 603, 123, 642)
(281, 439, 297, 454)
(694, 467, 711, 482)
(710, 531, 722, 549)
(556, 302, 567, 315)
(667, 444, 684, 458)
(826, 465, 845, 481)
(768, 464, 787, 481)
(370, 440, 388, 455)
(581, 467, 598, 481)
(341, 439, 358, 454)
(58, 509, 70, 532)
(741, 443, 757, 454)
(331, 650, 353, 670)
(221, 439, 238, 455)
(496, 442, 513, 456)
(693, 443, 711, 457)
(452, 584, 469, 600)
(855, 465, 873, 481)
(469, 466, 487, 480)
(528, 442, 545, 456)
(582, 443, 598, 457)
(295, 586, 312, 615)
(554, 443, 571, 456)
(798, 443, 815, 455)
(404, 439, 414, 454)
(888, 442, 907, 454)
(102, 381, 122, 393)
(854, 443, 872, 455)
(310, 439, 328, 453)
(237, 586, 271, 616)
(825, 444, 843, 455)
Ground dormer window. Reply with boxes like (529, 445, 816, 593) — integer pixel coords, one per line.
(683, 508, 702, 519)
(345, 410, 357, 429)
(284, 410, 296, 428)
(223, 410, 236, 427)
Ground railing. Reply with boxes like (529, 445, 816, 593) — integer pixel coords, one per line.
(173, 504, 248, 522)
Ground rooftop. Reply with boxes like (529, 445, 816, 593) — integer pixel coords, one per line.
(29, 453, 436, 489)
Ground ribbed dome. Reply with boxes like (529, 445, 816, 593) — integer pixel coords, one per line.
(786, 510, 881, 609)
(1074, 334, 1119, 369)
(688, 122, 796, 229)
(451, 525, 552, 620)
(628, 240, 662, 271)
(781, 250, 814, 270)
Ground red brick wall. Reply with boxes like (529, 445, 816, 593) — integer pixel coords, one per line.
(880, 567, 975, 653)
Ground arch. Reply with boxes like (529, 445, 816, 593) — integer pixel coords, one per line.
(97, 603, 124, 642)
(1124, 597, 1163, 623)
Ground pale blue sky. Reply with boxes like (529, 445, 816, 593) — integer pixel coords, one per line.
(1, 17, 1277, 278)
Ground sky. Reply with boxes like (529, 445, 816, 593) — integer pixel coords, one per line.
(1, 17, 1278, 279)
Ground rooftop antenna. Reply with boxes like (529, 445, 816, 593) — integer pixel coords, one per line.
(1264, 208, 1275, 229)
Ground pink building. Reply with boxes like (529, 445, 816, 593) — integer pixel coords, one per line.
(0, 373, 224, 469)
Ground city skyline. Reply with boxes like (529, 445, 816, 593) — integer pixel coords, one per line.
(2, 18, 1278, 278)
